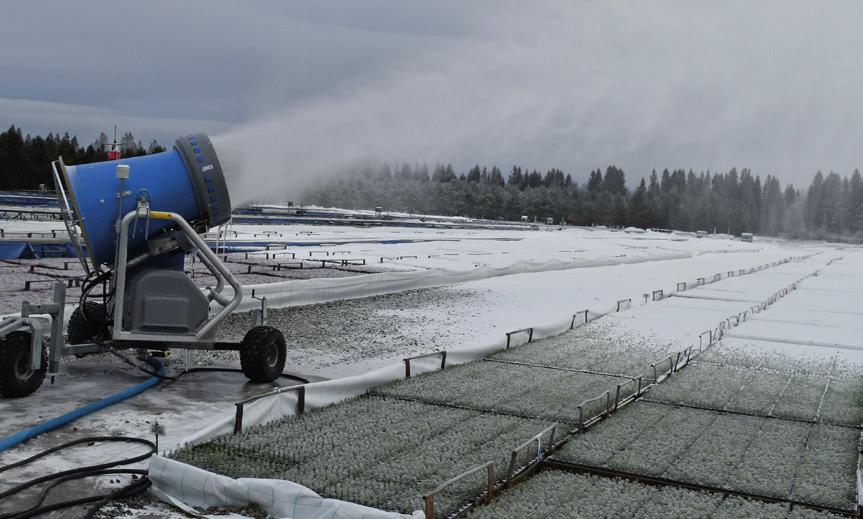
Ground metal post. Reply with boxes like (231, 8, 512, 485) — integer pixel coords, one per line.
(297, 386, 305, 415)
(234, 403, 244, 434)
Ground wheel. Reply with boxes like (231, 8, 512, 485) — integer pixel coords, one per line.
(67, 302, 107, 345)
(239, 326, 286, 383)
(0, 331, 47, 397)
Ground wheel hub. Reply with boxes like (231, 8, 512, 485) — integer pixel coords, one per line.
(15, 352, 33, 380)
(265, 342, 279, 368)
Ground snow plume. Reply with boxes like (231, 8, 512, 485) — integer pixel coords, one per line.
(214, 1, 863, 205)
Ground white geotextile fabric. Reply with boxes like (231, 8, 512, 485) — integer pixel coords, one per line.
(228, 253, 691, 312)
(149, 456, 419, 519)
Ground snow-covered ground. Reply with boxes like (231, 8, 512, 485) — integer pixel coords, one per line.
(0, 218, 851, 518)
(152, 237, 854, 518)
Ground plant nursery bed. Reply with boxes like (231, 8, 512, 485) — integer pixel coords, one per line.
(554, 401, 858, 511)
(694, 342, 843, 376)
(463, 470, 847, 519)
(370, 360, 630, 424)
(679, 349, 863, 426)
(488, 320, 673, 378)
(171, 396, 552, 517)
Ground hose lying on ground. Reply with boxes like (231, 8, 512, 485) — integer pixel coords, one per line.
(0, 358, 165, 453)
(0, 436, 156, 519)
(0, 356, 309, 515)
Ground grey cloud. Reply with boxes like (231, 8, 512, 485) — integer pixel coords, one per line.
(1, 1, 861, 191)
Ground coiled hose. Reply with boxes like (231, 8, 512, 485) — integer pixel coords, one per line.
(0, 436, 155, 519)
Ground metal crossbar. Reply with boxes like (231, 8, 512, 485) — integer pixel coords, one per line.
(424, 461, 495, 519)
(504, 423, 558, 487)
(505, 328, 534, 348)
(651, 355, 675, 383)
(570, 310, 589, 329)
(403, 351, 447, 378)
(233, 385, 306, 433)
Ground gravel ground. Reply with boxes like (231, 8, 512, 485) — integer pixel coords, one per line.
(213, 286, 489, 378)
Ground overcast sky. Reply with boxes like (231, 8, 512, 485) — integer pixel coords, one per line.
(2, 1, 862, 191)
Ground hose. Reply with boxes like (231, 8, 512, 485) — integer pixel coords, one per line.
(0, 358, 165, 453)
(0, 436, 155, 519)
(0, 355, 307, 453)
(106, 350, 310, 385)
(0, 359, 308, 515)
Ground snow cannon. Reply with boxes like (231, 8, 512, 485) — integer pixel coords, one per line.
(0, 134, 287, 398)
(56, 134, 232, 267)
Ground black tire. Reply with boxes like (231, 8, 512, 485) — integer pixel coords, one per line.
(0, 331, 47, 398)
(67, 302, 107, 345)
(239, 326, 286, 383)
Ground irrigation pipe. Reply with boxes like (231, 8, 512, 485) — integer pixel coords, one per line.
(0, 357, 165, 453)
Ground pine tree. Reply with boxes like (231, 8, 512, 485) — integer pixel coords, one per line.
(602, 166, 627, 195)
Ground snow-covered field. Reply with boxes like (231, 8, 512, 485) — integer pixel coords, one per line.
(0, 219, 857, 518)
(164, 242, 856, 518)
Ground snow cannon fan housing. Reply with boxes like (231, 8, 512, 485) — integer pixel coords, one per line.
(56, 134, 231, 268)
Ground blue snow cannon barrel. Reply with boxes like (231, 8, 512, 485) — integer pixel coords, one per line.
(57, 133, 231, 267)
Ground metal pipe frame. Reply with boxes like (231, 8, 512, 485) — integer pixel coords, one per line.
(51, 158, 91, 276)
(570, 310, 589, 330)
(504, 423, 558, 487)
(424, 461, 495, 519)
(234, 385, 306, 433)
(20, 281, 66, 372)
(505, 327, 534, 348)
(403, 350, 447, 378)
(112, 208, 243, 343)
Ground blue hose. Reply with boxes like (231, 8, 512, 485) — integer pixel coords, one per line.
(0, 358, 164, 453)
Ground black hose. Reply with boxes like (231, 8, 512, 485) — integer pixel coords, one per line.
(0, 436, 155, 519)
(107, 349, 179, 381)
(105, 352, 310, 385)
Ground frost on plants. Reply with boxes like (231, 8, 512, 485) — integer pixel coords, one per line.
(559, 401, 672, 466)
(491, 319, 673, 377)
(554, 401, 858, 510)
(646, 364, 753, 410)
(656, 352, 863, 425)
(818, 376, 863, 426)
(371, 361, 628, 423)
(663, 413, 761, 488)
(790, 425, 858, 508)
(695, 343, 835, 376)
(171, 396, 553, 517)
(462, 470, 829, 519)
(769, 374, 829, 421)
(728, 419, 809, 498)
(710, 497, 790, 519)
(647, 363, 840, 422)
